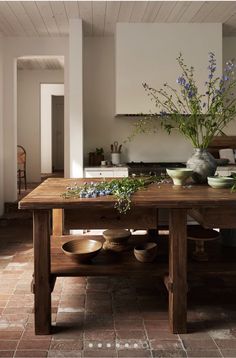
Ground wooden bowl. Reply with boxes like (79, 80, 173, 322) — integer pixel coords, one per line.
(134, 242, 157, 263)
(103, 229, 131, 252)
(62, 239, 102, 263)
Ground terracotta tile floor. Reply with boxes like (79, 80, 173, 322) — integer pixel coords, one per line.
(0, 218, 236, 357)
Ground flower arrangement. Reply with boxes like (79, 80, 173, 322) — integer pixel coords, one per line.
(132, 52, 236, 149)
(62, 176, 167, 214)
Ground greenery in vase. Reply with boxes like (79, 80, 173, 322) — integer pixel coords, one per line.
(62, 176, 167, 214)
(129, 52, 236, 149)
(231, 172, 236, 192)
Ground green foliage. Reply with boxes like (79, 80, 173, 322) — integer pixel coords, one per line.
(95, 147, 104, 155)
(134, 53, 236, 148)
(231, 172, 236, 192)
(62, 176, 166, 214)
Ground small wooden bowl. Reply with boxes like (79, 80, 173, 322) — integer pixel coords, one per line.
(134, 242, 157, 263)
(62, 239, 102, 263)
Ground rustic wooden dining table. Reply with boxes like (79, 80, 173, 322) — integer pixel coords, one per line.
(19, 178, 236, 335)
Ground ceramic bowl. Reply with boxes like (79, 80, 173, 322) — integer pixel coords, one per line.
(166, 168, 193, 186)
(62, 239, 102, 263)
(134, 242, 157, 263)
(207, 176, 235, 189)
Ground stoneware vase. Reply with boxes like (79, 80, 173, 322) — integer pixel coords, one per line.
(186, 148, 217, 184)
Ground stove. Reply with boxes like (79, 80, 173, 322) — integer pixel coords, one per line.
(127, 162, 186, 176)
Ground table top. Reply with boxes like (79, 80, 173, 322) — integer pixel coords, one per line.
(19, 178, 236, 210)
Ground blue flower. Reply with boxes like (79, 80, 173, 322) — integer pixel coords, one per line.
(177, 76, 186, 85)
(160, 110, 167, 116)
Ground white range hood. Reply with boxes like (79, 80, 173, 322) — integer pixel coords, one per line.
(115, 23, 222, 116)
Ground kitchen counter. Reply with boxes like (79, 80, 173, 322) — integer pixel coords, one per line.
(84, 166, 128, 178)
(216, 165, 236, 176)
(84, 165, 128, 169)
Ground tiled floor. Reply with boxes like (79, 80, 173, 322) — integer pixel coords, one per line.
(0, 218, 236, 357)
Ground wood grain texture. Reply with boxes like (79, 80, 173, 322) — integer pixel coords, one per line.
(23, 178, 236, 336)
(33, 210, 51, 335)
(64, 208, 157, 229)
(51, 234, 166, 277)
(52, 208, 64, 235)
(209, 135, 236, 149)
(19, 178, 236, 210)
(189, 208, 236, 228)
(51, 234, 236, 277)
(169, 209, 187, 334)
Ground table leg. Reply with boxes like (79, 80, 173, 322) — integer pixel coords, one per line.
(168, 208, 187, 333)
(52, 209, 64, 236)
(33, 210, 51, 334)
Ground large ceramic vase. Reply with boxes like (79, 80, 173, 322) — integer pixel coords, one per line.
(186, 148, 217, 183)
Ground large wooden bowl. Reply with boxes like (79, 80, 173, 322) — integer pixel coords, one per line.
(62, 239, 102, 263)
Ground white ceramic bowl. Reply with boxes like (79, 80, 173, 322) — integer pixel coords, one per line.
(207, 176, 235, 189)
(166, 168, 193, 186)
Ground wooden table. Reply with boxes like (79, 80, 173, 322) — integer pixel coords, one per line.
(19, 178, 236, 335)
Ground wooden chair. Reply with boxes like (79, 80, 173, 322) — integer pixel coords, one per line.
(17, 145, 27, 194)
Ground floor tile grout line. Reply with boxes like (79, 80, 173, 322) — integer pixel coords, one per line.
(2, 242, 25, 358)
(12, 320, 25, 358)
(140, 293, 152, 355)
(178, 333, 188, 356)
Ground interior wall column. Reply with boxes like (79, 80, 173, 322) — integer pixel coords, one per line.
(3, 53, 17, 202)
(0, 38, 4, 215)
(68, 18, 83, 178)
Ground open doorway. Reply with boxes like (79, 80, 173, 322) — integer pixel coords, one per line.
(17, 56, 64, 197)
(52, 95, 64, 173)
(40, 83, 64, 178)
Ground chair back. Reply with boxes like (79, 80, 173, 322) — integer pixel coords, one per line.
(17, 145, 26, 170)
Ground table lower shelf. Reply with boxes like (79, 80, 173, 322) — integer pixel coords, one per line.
(50, 234, 236, 278)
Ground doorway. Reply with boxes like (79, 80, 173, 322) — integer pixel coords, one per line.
(40, 83, 64, 177)
(52, 95, 64, 173)
(17, 56, 64, 188)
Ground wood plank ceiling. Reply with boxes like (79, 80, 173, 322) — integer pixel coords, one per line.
(0, 1, 236, 37)
(17, 56, 64, 70)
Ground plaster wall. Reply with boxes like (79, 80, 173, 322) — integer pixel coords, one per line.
(84, 36, 236, 164)
(69, 19, 83, 177)
(2, 37, 68, 201)
(222, 36, 236, 134)
(0, 38, 3, 215)
(83, 36, 193, 164)
(116, 23, 222, 114)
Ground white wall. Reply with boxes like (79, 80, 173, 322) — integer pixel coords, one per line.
(2, 37, 68, 202)
(17, 71, 64, 182)
(84, 35, 236, 164)
(69, 19, 83, 178)
(0, 38, 4, 215)
(40, 83, 64, 176)
(84, 36, 193, 164)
